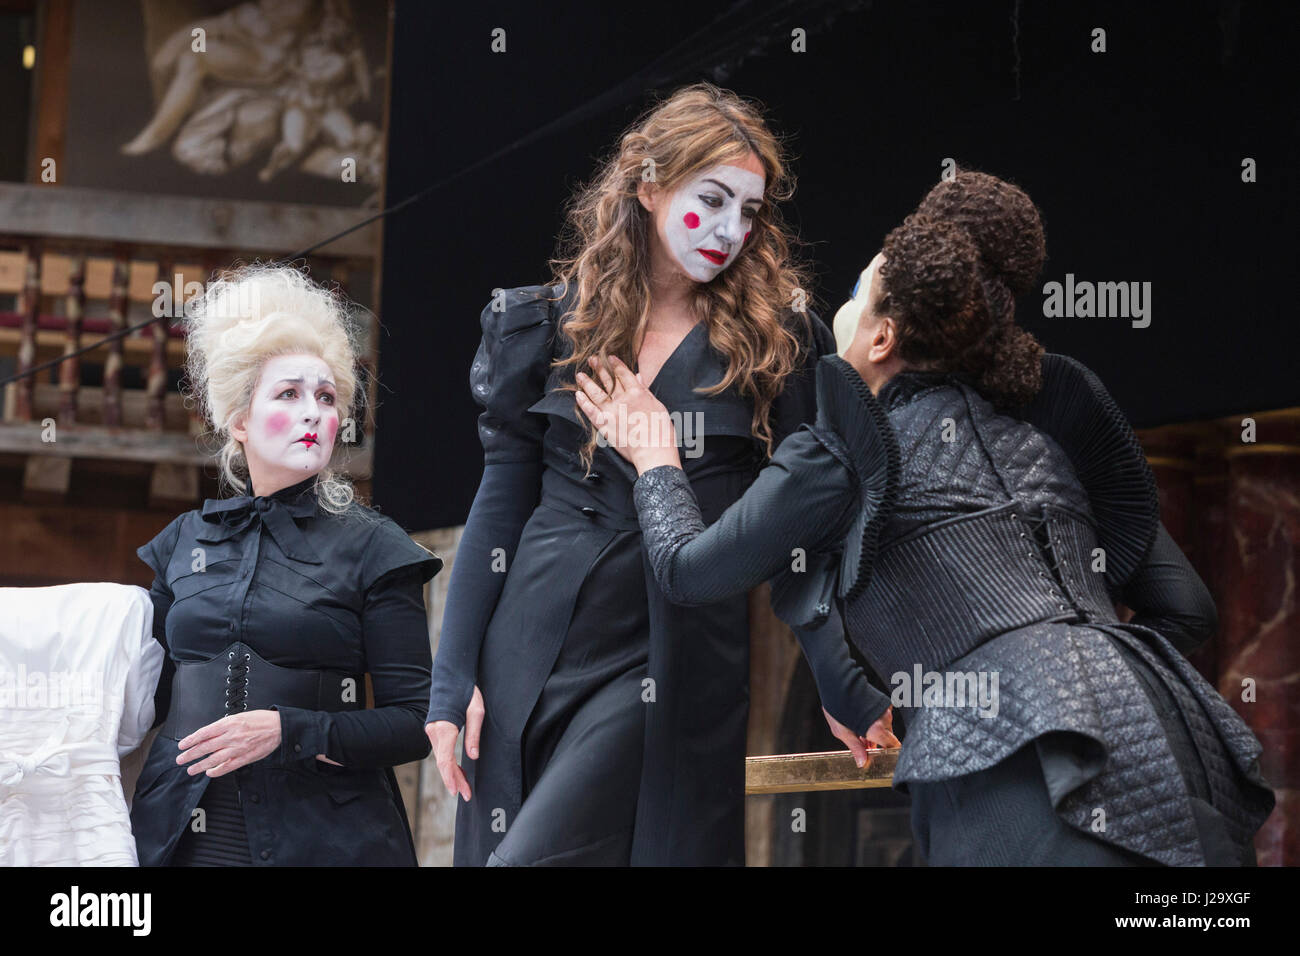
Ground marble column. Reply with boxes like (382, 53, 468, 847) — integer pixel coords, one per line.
(1216, 410, 1300, 867)
(1189, 434, 1230, 684)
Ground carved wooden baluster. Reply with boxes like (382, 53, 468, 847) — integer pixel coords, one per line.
(146, 259, 171, 430)
(59, 252, 86, 424)
(15, 240, 41, 421)
(104, 252, 130, 429)
(103, 249, 129, 428)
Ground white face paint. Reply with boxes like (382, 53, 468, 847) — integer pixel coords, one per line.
(235, 353, 340, 492)
(833, 252, 884, 356)
(662, 163, 765, 282)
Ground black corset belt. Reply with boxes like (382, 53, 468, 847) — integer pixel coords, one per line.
(160, 642, 363, 740)
(848, 503, 1121, 680)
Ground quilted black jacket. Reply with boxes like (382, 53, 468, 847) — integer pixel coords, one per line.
(634, 354, 1275, 865)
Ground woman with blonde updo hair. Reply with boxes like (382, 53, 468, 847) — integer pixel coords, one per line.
(131, 264, 442, 866)
(182, 264, 365, 514)
(426, 83, 895, 866)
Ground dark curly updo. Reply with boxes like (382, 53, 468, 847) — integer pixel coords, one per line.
(885, 169, 1047, 407)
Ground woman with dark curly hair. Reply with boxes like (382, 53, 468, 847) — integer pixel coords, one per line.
(577, 172, 1275, 865)
(424, 83, 896, 867)
(836, 170, 1047, 408)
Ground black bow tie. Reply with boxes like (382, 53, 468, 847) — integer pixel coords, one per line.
(196, 480, 322, 564)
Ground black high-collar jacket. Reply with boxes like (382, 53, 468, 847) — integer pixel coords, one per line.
(131, 475, 441, 866)
(429, 283, 851, 866)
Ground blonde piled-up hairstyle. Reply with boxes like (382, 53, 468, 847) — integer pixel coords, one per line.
(550, 82, 815, 468)
(182, 263, 369, 515)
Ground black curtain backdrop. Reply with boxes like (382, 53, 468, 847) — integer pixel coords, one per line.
(376, 0, 1297, 531)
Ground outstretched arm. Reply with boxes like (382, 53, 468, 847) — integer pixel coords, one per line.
(575, 353, 860, 601)
(792, 610, 894, 742)
(576, 353, 899, 747)
(633, 457, 894, 744)
(632, 443, 858, 606)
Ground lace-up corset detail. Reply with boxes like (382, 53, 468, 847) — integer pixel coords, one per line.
(225, 649, 250, 714)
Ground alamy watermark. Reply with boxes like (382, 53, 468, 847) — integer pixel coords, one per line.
(890, 664, 999, 718)
(0, 665, 103, 710)
(1042, 274, 1151, 328)
(49, 886, 150, 936)
(592, 407, 706, 459)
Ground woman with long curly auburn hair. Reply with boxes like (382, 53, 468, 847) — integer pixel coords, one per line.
(424, 83, 895, 866)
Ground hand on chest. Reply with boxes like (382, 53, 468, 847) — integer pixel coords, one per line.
(529, 316, 754, 442)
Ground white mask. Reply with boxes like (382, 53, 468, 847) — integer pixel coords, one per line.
(833, 254, 883, 356)
(662, 163, 765, 282)
(234, 353, 339, 491)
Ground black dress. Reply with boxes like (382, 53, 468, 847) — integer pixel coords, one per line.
(631, 353, 1275, 865)
(427, 283, 885, 866)
(132, 474, 442, 866)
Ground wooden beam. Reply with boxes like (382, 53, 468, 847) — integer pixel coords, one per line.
(745, 749, 898, 794)
(22, 452, 70, 503)
(0, 422, 373, 476)
(26, 382, 190, 431)
(147, 462, 198, 510)
(0, 184, 380, 258)
(0, 422, 212, 464)
(0, 326, 188, 367)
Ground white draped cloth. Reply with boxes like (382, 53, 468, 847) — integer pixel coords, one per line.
(0, 583, 163, 865)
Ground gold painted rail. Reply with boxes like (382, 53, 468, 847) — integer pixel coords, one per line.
(745, 749, 898, 794)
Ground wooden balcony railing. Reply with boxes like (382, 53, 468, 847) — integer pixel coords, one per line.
(745, 749, 897, 794)
(0, 183, 382, 506)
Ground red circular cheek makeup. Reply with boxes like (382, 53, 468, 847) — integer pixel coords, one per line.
(265, 411, 292, 434)
(683, 212, 700, 229)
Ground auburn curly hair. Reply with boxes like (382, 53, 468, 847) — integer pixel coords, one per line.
(548, 82, 814, 468)
(890, 168, 1047, 407)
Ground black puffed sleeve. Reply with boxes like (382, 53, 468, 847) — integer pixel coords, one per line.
(769, 308, 837, 448)
(359, 515, 443, 593)
(136, 513, 184, 585)
(1018, 353, 1160, 591)
(813, 354, 900, 606)
(471, 285, 562, 464)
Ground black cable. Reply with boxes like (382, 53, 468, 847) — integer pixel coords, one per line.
(0, 0, 863, 389)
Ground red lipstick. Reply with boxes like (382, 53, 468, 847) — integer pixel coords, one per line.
(298, 432, 319, 446)
(698, 249, 727, 265)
